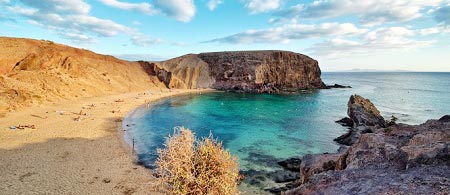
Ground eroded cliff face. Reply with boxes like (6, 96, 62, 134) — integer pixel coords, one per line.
(153, 51, 326, 93)
(156, 54, 215, 89)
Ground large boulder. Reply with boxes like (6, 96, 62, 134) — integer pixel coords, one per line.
(299, 153, 346, 184)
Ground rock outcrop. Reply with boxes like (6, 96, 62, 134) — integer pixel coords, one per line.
(347, 95, 386, 128)
(154, 51, 326, 93)
(335, 95, 388, 145)
(280, 97, 450, 195)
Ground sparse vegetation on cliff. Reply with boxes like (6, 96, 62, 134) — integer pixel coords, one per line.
(156, 127, 240, 195)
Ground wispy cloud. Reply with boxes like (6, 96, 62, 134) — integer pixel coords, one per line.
(98, 0, 196, 22)
(310, 27, 436, 58)
(270, 0, 447, 26)
(2, 0, 161, 46)
(98, 0, 158, 15)
(207, 0, 224, 11)
(244, 0, 282, 14)
(153, 0, 196, 22)
(207, 23, 367, 44)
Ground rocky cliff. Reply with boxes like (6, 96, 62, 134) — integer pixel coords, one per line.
(271, 95, 450, 195)
(154, 51, 326, 93)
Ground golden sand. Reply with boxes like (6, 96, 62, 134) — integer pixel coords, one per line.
(0, 89, 210, 194)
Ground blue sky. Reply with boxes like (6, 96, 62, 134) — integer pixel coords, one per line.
(1, 0, 450, 71)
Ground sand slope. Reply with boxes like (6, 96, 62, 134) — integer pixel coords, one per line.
(0, 37, 165, 114)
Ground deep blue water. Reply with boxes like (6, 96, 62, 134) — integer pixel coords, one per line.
(123, 72, 450, 173)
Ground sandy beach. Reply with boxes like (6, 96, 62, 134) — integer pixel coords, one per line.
(0, 88, 210, 194)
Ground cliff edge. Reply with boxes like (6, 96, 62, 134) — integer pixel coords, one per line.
(154, 51, 326, 93)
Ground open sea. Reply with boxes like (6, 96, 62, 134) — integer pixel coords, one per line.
(123, 72, 450, 190)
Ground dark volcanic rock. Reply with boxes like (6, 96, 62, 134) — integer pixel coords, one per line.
(439, 115, 450, 122)
(326, 84, 352, 89)
(138, 61, 172, 88)
(284, 111, 450, 194)
(272, 170, 300, 183)
(335, 117, 354, 127)
(335, 95, 387, 145)
(153, 50, 326, 93)
(278, 158, 302, 172)
(347, 94, 386, 128)
(299, 153, 347, 184)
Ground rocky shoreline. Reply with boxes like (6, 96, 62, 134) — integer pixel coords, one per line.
(260, 95, 450, 194)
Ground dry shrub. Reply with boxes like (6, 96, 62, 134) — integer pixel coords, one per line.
(156, 127, 240, 195)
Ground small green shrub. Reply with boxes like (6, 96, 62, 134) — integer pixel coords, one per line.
(156, 127, 240, 195)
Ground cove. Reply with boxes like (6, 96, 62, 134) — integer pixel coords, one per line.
(123, 72, 450, 190)
(124, 90, 349, 171)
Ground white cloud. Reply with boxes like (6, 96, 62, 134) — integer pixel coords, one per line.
(153, 0, 196, 22)
(271, 0, 447, 26)
(98, 0, 196, 22)
(98, 0, 158, 14)
(131, 34, 164, 47)
(208, 23, 367, 44)
(3, 0, 161, 46)
(172, 42, 187, 46)
(21, 0, 91, 15)
(207, 0, 223, 11)
(310, 27, 435, 58)
(244, 0, 282, 14)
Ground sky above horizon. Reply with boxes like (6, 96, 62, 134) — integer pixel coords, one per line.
(1, 0, 450, 71)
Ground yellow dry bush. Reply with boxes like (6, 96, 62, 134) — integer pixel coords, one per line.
(156, 127, 240, 195)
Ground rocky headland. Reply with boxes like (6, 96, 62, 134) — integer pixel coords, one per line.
(268, 95, 450, 194)
(149, 51, 326, 93)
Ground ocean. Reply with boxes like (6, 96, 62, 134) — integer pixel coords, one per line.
(123, 72, 450, 189)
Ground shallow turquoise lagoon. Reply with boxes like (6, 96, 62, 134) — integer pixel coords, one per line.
(123, 72, 450, 173)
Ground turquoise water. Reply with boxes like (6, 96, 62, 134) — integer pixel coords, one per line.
(124, 72, 450, 174)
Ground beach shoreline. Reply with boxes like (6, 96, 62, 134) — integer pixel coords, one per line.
(0, 88, 212, 194)
(118, 89, 217, 167)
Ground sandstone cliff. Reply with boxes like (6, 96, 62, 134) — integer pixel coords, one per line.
(154, 51, 325, 93)
(0, 37, 165, 113)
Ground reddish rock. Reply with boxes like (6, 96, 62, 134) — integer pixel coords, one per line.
(153, 51, 326, 93)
